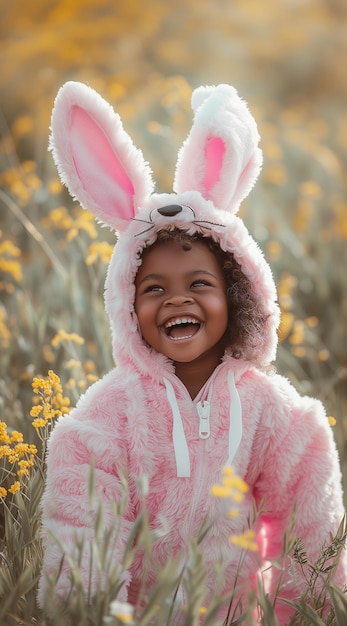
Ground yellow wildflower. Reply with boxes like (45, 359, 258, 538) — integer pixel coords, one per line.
(231, 529, 258, 552)
(48, 369, 61, 386)
(291, 346, 306, 358)
(51, 329, 85, 348)
(17, 468, 30, 478)
(86, 241, 113, 265)
(11, 431, 24, 443)
(211, 467, 249, 503)
(0, 237, 22, 283)
(0, 487, 7, 499)
(52, 393, 70, 411)
(32, 418, 48, 431)
(298, 180, 322, 198)
(43, 404, 56, 420)
(42, 344, 55, 363)
(0, 421, 11, 444)
(305, 316, 319, 328)
(48, 178, 62, 194)
(289, 320, 305, 345)
(0, 307, 11, 346)
(318, 349, 329, 362)
(30, 405, 43, 418)
(263, 164, 286, 185)
(17, 458, 34, 478)
(67, 228, 78, 241)
(85, 359, 96, 373)
(18, 459, 32, 470)
(86, 374, 99, 383)
(14, 443, 32, 459)
(8, 452, 19, 464)
(278, 311, 294, 343)
(8, 481, 21, 495)
(328, 416, 336, 427)
(66, 358, 82, 369)
(31, 370, 71, 436)
(266, 240, 282, 262)
(11, 115, 34, 138)
(0, 445, 12, 459)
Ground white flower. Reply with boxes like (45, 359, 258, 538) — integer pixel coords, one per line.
(109, 600, 134, 623)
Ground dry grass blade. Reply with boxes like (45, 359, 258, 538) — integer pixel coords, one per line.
(327, 584, 347, 626)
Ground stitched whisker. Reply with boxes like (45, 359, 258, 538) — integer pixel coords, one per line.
(132, 217, 153, 225)
(134, 224, 156, 237)
(194, 220, 226, 229)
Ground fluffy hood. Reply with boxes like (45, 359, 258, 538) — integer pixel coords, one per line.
(50, 81, 280, 380)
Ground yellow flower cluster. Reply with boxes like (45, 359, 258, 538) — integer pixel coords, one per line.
(30, 369, 71, 434)
(277, 274, 331, 364)
(51, 329, 85, 348)
(211, 466, 249, 503)
(0, 421, 37, 498)
(42, 206, 97, 241)
(0, 160, 41, 206)
(231, 529, 258, 552)
(86, 241, 114, 265)
(0, 230, 22, 291)
(0, 306, 11, 348)
(212, 467, 258, 553)
(0, 370, 71, 500)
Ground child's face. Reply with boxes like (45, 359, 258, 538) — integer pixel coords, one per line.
(135, 238, 228, 368)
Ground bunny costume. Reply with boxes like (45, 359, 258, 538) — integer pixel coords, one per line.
(39, 82, 346, 623)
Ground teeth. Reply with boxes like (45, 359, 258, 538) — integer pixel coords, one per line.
(165, 317, 200, 328)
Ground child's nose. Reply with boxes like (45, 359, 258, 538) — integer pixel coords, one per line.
(164, 293, 194, 307)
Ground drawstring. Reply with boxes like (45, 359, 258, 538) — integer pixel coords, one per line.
(164, 369, 243, 478)
(226, 369, 243, 466)
(164, 378, 191, 478)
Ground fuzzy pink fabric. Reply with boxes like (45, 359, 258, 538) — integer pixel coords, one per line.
(39, 82, 347, 623)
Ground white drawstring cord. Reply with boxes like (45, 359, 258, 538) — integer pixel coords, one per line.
(164, 369, 242, 478)
(164, 378, 191, 478)
(226, 369, 243, 466)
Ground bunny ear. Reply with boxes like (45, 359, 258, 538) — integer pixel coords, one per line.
(174, 84, 263, 213)
(50, 81, 154, 231)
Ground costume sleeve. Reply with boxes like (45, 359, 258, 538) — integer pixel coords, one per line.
(252, 374, 347, 625)
(38, 373, 133, 609)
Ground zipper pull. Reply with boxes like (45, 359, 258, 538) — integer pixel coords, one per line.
(197, 401, 210, 439)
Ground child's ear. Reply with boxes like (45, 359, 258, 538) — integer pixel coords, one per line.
(173, 84, 263, 214)
(50, 81, 154, 231)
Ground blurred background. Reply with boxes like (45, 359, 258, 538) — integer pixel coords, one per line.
(1, 0, 347, 493)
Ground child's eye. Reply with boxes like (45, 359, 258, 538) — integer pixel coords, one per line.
(191, 280, 210, 288)
(145, 285, 164, 293)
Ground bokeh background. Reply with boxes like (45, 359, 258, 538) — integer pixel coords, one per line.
(1, 0, 347, 495)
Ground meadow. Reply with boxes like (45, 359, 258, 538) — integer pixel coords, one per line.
(0, 0, 347, 623)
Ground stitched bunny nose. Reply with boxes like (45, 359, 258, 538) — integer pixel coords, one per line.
(157, 204, 183, 217)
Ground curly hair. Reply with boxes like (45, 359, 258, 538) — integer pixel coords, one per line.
(142, 228, 268, 362)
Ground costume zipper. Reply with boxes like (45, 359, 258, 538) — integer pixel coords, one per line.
(196, 400, 211, 438)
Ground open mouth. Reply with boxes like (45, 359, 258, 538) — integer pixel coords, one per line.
(164, 317, 201, 341)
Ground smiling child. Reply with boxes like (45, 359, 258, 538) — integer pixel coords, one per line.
(38, 82, 347, 624)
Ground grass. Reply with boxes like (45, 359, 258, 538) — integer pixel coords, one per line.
(1, 1, 347, 622)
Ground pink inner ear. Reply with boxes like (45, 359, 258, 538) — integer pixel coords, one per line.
(69, 106, 135, 221)
(203, 136, 225, 194)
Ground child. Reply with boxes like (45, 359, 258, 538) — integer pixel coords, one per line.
(39, 82, 347, 623)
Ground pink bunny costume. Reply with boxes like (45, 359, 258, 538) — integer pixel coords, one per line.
(39, 82, 346, 623)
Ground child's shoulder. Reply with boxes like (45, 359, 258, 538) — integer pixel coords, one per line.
(238, 365, 325, 417)
(54, 366, 136, 430)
